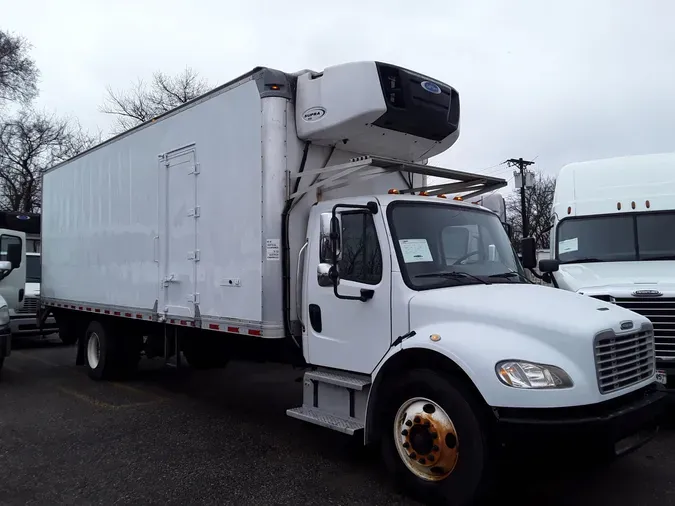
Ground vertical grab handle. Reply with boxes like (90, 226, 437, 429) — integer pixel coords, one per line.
(153, 235, 159, 263)
(296, 240, 308, 326)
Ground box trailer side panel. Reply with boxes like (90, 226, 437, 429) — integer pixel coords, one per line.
(42, 79, 265, 323)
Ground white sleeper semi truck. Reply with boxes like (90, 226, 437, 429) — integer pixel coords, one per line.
(0, 230, 28, 373)
(39, 62, 666, 505)
(538, 153, 675, 390)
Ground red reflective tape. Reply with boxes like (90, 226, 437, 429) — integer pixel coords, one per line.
(86, 307, 92, 311)
(248, 329, 261, 336)
(180, 320, 187, 326)
(94, 309, 100, 313)
(208, 323, 219, 330)
(227, 326, 239, 333)
(136, 314, 142, 319)
(104, 310, 110, 314)
(124, 312, 132, 317)
(113, 311, 121, 316)
(170, 319, 175, 324)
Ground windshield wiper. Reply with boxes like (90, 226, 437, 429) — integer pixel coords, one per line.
(415, 271, 490, 285)
(488, 271, 533, 284)
(561, 257, 604, 264)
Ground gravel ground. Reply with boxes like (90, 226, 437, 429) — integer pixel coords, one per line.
(0, 335, 674, 506)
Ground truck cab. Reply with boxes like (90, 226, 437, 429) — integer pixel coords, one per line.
(10, 252, 59, 339)
(0, 229, 27, 373)
(537, 153, 675, 389)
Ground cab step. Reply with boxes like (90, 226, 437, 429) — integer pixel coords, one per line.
(286, 368, 371, 436)
(286, 407, 364, 435)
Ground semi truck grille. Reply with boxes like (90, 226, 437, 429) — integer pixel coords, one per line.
(594, 329, 655, 394)
(613, 297, 675, 361)
(18, 296, 38, 314)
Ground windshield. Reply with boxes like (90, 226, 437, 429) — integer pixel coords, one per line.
(387, 201, 525, 290)
(26, 255, 41, 283)
(556, 211, 675, 264)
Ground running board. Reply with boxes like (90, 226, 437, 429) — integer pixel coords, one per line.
(286, 368, 371, 436)
(286, 407, 364, 435)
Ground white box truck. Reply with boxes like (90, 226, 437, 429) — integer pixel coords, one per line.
(39, 62, 666, 505)
(537, 153, 675, 390)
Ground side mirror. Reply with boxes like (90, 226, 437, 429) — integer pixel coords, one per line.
(0, 261, 11, 272)
(7, 243, 21, 269)
(319, 213, 340, 263)
(539, 259, 560, 273)
(520, 237, 537, 269)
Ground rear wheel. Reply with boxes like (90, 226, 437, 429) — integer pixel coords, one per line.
(84, 321, 118, 380)
(379, 369, 492, 506)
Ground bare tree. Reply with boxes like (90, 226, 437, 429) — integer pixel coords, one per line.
(0, 30, 39, 105)
(506, 173, 556, 250)
(0, 109, 100, 212)
(100, 67, 210, 133)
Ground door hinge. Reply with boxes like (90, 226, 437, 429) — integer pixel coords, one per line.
(188, 206, 201, 218)
(188, 250, 200, 262)
(189, 163, 200, 175)
(188, 293, 200, 304)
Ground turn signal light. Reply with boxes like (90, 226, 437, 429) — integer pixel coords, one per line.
(388, 189, 400, 194)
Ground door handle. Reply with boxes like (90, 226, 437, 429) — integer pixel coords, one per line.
(308, 304, 322, 333)
(296, 241, 308, 325)
(162, 274, 179, 287)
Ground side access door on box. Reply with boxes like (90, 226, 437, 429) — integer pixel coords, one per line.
(158, 145, 201, 320)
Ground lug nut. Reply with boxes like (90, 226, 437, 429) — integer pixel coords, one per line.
(414, 416, 421, 423)
(402, 442, 409, 449)
(401, 429, 408, 436)
(409, 452, 417, 459)
(432, 445, 439, 452)
(418, 458, 426, 464)
(405, 420, 412, 427)
(428, 454, 435, 462)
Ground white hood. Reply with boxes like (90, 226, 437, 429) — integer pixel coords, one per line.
(555, 260, 675, 296)
(408, 283, 648, 342)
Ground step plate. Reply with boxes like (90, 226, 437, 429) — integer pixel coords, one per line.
(304, 370, 371, 390)
(286, 407, 364, 435)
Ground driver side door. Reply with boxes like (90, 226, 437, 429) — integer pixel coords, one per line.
(304, 205, 392, 374)
(0, 230, 26, 311)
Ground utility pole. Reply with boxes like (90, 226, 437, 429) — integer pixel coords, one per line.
(506, 157, 535, 238)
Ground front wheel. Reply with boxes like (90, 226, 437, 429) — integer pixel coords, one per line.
(380, 369, 492, 506)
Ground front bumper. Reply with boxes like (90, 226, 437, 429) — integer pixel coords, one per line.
(655, 361, 675, 394)
(0, 323, 11, 358)
(493, 383, 667, 457)
(10, 314, 58, 336)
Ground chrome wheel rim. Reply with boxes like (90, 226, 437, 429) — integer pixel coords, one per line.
(87, 332, 101, 369)
(393, 397, 459, 481)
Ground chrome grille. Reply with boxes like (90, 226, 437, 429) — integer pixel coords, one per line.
(18, 296, 38, 314)
(594, 329, 655, 394)
(613, 297, 675, 360)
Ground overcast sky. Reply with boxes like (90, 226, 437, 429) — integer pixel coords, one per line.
(4, 0, 675, 190)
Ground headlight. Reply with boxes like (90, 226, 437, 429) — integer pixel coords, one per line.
(496, 360, 573, 389)
(0, 305, 9, 325)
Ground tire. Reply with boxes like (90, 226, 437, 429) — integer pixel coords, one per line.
(379, 369, 493, 506)
(84, 320, 118, 380)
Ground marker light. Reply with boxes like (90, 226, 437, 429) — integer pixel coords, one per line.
(617, 202, 622, 210)
(437, 194, 447, 199)
(631, 201, 636, 209)
(388, 189, 400, 194)
(453, 196, 463, 201)
(646, 200, 651, 208)
(567, 206, 571, 215)
(419, 191, 429, 196)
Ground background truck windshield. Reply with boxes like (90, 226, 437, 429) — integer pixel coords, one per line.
(387, 201, 523, 290)
(556, 211, 675, 264)
(26, 255, 41, 283)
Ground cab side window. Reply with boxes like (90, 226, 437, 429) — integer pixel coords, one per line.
(339, 212, 382, 285)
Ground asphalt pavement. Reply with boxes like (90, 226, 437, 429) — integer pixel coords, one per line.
(1, 336, 674, 506)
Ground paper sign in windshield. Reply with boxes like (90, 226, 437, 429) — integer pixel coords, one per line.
(559, 238, 579, 254)
(399, 239, 434, 263)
